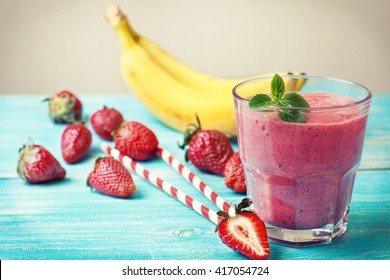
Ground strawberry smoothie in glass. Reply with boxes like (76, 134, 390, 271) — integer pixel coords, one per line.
(233, 74, 371, 246)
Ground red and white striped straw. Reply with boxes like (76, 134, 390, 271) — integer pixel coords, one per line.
(157, 146, 236, 217)
(100, 143, 220, 225)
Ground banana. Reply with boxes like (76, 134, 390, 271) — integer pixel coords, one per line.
(107, 6, 304, 93)
(105, 5, 306, 136)
(106, 7, 236, 135)
(133, 37, 245, 92)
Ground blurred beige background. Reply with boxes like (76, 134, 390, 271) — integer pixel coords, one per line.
(0, 0, 389, 94)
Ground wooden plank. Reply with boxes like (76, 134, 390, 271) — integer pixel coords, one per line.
(0, 170, 388, 260)
(0, 93, 389, 260)
(360, 94, 390, 169)
(0, 93, 388, 176)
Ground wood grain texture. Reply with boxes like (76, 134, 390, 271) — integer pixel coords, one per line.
(0, 93, 389, 260)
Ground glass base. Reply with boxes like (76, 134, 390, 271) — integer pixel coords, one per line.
(266, 214, 348, 247)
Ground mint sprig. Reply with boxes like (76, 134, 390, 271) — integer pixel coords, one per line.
(248, 74, 310, 123)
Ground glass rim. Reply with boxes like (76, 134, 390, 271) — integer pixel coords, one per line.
(232, 74, 372, 111)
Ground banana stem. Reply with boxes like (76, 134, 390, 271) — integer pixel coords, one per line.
(105, 5, 139, 51)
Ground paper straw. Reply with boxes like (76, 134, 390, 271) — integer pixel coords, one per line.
(157, 146, 236, 217)
(100, 143, 220, 224)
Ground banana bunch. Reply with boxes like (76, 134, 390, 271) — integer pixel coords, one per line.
(105, 5, 304, 137)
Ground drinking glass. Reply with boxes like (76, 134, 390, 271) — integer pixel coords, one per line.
(233, 74, 371, 246)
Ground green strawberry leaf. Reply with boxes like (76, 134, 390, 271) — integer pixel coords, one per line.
(235, 198, 252, 213)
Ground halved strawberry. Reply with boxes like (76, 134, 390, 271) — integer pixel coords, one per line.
(216, 198, 270, 260)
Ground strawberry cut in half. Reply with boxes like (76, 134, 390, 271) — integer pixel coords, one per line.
(216, 198, 270, 260)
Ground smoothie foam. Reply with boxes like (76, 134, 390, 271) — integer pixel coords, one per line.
(236, 92, 368, 230)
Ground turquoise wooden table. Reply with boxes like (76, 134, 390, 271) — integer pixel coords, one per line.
(0, 93, 389, 260)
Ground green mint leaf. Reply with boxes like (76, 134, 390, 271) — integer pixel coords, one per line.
(249, 94, 273, 108)
(274, 99, 290, 107)
(271, 74, 285, 99)
(278, 110, 306, 123)
(248, 74, 310, 123)
(284, 92, 310, 108)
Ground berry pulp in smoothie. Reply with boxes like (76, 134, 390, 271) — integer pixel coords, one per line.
(235, 92, 368, 230)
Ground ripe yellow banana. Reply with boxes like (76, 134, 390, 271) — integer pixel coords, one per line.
(106, 6, 237, 135)
(105, 5, 305, 136)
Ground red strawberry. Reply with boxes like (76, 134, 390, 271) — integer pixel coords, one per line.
(43, 90, 83, 123)
(114, 121, 158, 161)
(87, 157, 136, 198)
(17, 140, 66, 183)
(90, 106, 123, 140)
(224, 152, 246, 193)
(61, 123, 92, 163)
(179, 115, 233, 175)
(217, 198, 270, 260)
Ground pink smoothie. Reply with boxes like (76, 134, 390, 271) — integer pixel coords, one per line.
(235, 92, 369, 230)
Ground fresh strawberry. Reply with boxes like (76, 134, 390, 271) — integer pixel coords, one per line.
(87, 157, 136, 198)
(43, 90, 83, 123)
(17, 140, 66, 183)
(90, 106, 123, 140)
(179, 115, 233, 175)
(61, 123, 92, 163)
(114, 121, 158, 161)
(217, 198, 270, 260)
(224, 152, 246, 193)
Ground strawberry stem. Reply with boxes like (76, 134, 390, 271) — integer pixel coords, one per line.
(235, 198, 252, 213)
(217, 210, 230, 219)
(178, 114, 202, 149)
